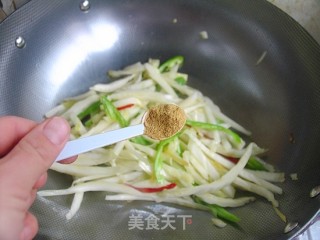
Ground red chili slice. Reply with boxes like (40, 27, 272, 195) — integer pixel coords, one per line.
(126, 182, 177, 193)
(225, 156, 239, 164)
(117, 104, 134, 111)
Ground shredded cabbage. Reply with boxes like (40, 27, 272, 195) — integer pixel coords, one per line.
(39, 57, 285, 225)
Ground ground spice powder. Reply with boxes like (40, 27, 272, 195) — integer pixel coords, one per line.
(144, 104, 186, 140)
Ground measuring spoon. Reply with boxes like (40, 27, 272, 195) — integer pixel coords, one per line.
(55, 104, 186, 161)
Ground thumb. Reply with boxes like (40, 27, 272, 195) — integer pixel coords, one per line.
(3, 117, 70, 189)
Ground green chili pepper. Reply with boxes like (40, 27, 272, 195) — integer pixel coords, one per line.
(174, 76, 187, 85)
(191, 195, 240, 223)
(226, 156, 268, 171)
(77, 101, 100, 120)
(100, 96, 128, 127)
(176, 143, 183, 157)
(246, 156, 268, 171)
(84, 119, 94, 128)
(130, 136, 152, 146)
(155, 84, 162, 92)
(154, 144, 165, 183)
(159, 56, 184, 73)
(186, 120, 241, 144)
(154, 131, 183, 182)
(209, 206, 240, 223)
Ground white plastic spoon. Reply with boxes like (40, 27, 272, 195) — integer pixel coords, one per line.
(55, 104, 186, 161)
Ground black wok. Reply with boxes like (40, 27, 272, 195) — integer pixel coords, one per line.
(0, 0, 319, 239)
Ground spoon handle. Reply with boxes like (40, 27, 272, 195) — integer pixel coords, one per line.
(55, 124, 144, 161)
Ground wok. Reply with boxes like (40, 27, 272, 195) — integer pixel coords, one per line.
(0, 0, 319, 239)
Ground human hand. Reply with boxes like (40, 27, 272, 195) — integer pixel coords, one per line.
(0, 116, 74, 240)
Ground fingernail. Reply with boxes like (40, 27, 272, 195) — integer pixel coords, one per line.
(21, 226, 32, 240)
(43, 117, 69, 145)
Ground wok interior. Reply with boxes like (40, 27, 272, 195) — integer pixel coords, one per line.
(0, 0, 319, 239)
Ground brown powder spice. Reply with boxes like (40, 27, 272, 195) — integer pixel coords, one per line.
(144, 104, 186, 140)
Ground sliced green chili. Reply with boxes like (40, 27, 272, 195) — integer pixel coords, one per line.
(154, 144, 165, 183)
(174, 76, 187, 85)
(176, 143, 183, 157)
(84, 119, 93, 128)
(186, 120, 241, 144)
(209, 206, 240, 223)
(246, 156, 268, 171)
(100, 96, 128, 127)
(159, 56, 184, 73)
(155, 84, 162, 92)
(130, 136, 152, 146)
(77, 101, 100, 120)
(154, 131, 183, 182)
(192, 195, 240, 223)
